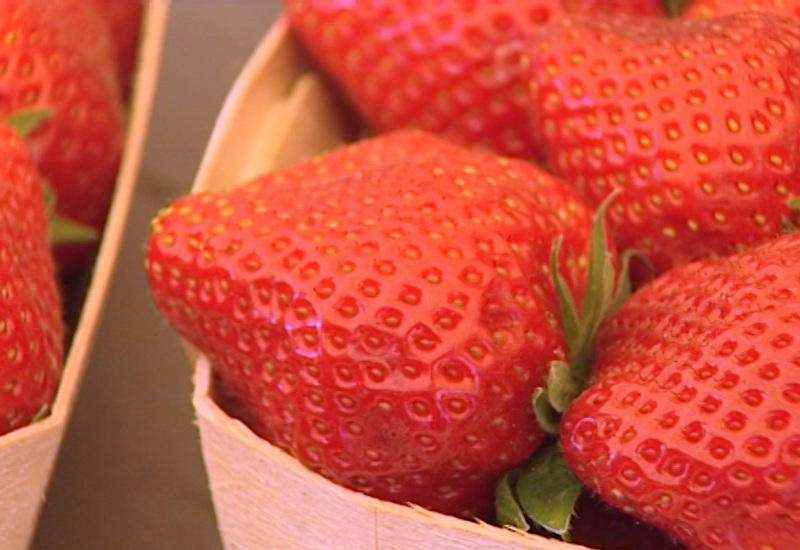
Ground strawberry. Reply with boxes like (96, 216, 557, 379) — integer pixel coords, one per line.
(526, 12, 800, 278)
(0, 120, 64, 435)
(285, 0, 667, 161)
(146, 130, 604, 519)
(0, 0, 126, 272)
(683, 0, 800, 19)
(89, 0, 144, 95)
(559, 232, 800, 550)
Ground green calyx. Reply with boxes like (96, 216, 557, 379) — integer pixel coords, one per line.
(43, 184, 98, 245)
(496, 191, 635, 540)
(663, 0, 691, 18)
(2, 109, 99, 245)
(496, 441, 583, 539)
(5, 108, 52, 138)
(535, 191, 631, 435)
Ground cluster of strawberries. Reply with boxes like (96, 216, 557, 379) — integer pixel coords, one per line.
(146, 2, 800, 549)
(0, 1, 140, 437)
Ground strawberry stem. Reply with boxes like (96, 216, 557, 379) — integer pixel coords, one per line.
(498, 191, 632, 539)
(534, 191, 622, 432)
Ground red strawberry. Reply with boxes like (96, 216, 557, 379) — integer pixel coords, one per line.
(0, 120, 64, 435)
(146, 130, 603, 519)
(0, 1, 126, 272)
(89, 0, 144, 95)
(560, 232, 800, 550)
(285, 0, 666, 161)
(16, 0, 120, 91)
(683, 0, 800, 19)
(527, 12, 800, 278)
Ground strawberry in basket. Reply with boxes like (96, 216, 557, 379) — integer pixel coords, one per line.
(146, 129, 629, 520)
(0, 0, 126, 273)
(285, 0, 668, 162)
(553, 232, 800, 550)
(0, 119, 64, 435)
(526, 11, 800, 280)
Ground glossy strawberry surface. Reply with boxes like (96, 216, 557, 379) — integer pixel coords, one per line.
(0, 122, 64, 434)
(561, 232, 800, 550)
(527, 12, 800, 278)
(286, 0, 666, 162)
(146, 130, 600, 518)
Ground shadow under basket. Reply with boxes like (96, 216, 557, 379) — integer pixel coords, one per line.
(189, 17, 601, 550)
(0, 3, 170, 549)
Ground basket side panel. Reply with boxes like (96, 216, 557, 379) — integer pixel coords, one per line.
(0, 425, 62, 548)
(196, 380, 378, 549)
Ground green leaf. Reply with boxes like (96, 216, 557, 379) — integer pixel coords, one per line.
(550, 235, 581, 360)
(42, 183, 98, 244)
(546, 360, 580, 414)
(569, 191, 620, 384)
(49, 214, 98, 244)
(789, 197, 800, 212)
(515, 443, 582, 539)
(5, 108, 52, 138)
(611, 248, 646, 313)
(495, 471, 529, 531)
(532, 387, 561, 435)
(664, 0, 691, 17)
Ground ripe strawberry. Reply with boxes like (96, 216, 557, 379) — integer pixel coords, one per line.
(146, 130, 603, 519)
(0, 0, 126, 272)
(89, 0, 144, 95)
(527, 12, 800, 278)
(560, 232, 800, 550)
(285, 0, 667, 161)
(0, 121, 64, 435)
(683, 0, 800, 19)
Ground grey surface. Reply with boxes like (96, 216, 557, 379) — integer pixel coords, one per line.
(32, 2, 283, 549)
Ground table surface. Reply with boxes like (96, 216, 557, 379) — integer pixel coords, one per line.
(32, 3, 283, 549)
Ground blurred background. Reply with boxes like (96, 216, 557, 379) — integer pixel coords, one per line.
(33, 2, 283, 549)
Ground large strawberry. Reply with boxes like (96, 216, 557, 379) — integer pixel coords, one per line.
(0, 0, 126, 272)
(285, 0, 667, 162)
(558, 231, 800, 550)
(146, 130, 608, 519)
(0, 120, 64, 435)
(526, 12, 800, 278)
